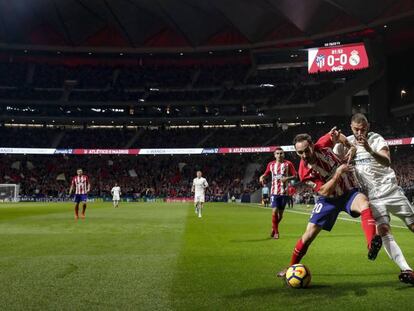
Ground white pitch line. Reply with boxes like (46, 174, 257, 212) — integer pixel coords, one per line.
(239, 203, 408, 230)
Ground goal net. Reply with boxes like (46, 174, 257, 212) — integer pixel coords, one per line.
(0, 184, 20, 202)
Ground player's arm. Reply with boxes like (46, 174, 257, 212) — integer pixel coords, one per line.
(69, 179, 74, 195)
(280, 175, 295, 183)
(191, 180, 195, 193)
(284, 177, 295, 184)
(204, 180, 209, 189)
(281, 162, 297, 183)
(337, 134, 357, 163)
(356, 136, 391, 167)
(317, 164, 351, 197)
(314, 127, 338, 149)
(315, 126, 347, 149)
(259, 163, 271, 184)
(86, 177, 91, 193)
(369, 147, 391, 167)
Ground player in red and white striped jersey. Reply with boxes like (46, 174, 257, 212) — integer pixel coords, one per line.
(69, 169, 90, 220)
(298, 133, 359, 197)
(277, 127, 380, 278)
(260, 147, 297, 239)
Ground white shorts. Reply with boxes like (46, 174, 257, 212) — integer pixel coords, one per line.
(194, 194, 205, 203)
(369, 186, 414, 226)
(113, 195, 120, 201)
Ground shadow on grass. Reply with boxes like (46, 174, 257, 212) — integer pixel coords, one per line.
(56, 263, 78, 278)
(227, 284, 331, 299)
(229, 238, 273, 243)
(317, 272, 395, 277)
(226, 279, 410, 300)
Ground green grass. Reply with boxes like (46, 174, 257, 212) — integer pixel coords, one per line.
(0, 202, 412, 310)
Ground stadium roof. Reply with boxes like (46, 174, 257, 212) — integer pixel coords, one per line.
(0, 0, 413, 52)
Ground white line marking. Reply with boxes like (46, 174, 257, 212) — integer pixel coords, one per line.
(239, 203, 409, 230)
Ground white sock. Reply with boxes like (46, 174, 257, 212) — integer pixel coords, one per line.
(382, 234, 412, 271)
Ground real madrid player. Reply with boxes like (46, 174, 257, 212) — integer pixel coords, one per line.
(111, 183, 121, 208)
(192, 171, 208, 218)
(342, 113, 414, 284)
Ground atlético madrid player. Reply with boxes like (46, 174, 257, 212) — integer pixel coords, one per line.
(69, 169, 90, 220)
(277, 128, 381, 277)
(259, 147, 297, 239)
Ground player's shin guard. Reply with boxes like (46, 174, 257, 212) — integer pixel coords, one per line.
(290, 239, 309, 265)
(272, 213, 279, 234)
(382, 234, 412, 271)
(360, 208, 376, 248)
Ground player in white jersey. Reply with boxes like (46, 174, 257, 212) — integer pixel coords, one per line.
(111, 183, 121, 208)
(192, 171, 208, 218)
(341, 113, 414, 284)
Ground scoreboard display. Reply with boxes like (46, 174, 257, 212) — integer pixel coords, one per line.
(308, 42, 369, 74)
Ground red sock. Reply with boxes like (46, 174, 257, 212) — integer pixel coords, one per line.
(272, 213, 279, 233)
(290, 239, 309, 265)
(360, 209, 376, 248)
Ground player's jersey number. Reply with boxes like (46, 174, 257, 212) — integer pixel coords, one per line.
(311, 203, 323, 215)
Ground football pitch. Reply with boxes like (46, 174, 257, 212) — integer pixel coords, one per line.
(0, 202, 412, 310)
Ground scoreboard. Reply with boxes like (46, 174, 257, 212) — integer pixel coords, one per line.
(308, 42, 369, 73)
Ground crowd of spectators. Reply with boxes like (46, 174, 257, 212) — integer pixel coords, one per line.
(391, 147, 414, 194)
(1, 57, 412, 202)
(0, 122, 287, 202)
(0, 154, 256, 202)
(0, 138, 413, 202)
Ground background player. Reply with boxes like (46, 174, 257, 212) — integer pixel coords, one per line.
(344, 113, 414, 284)
(111, 183, 121, 208)
(287, 184, 296, 208)
(192, 171, 208, 218)
(69, 169, 90, 220)
(277, 128, 380, 277)
(259, 147, 297, 239)
(262, 184, 270, 207)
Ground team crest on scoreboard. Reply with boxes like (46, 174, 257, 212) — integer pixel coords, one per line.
(316, 55, 325, 68)
(349, 50, 360, 66)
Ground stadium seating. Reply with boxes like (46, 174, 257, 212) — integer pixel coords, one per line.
(1, 124, 413, 201)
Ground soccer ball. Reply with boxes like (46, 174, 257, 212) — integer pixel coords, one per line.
(285, 264, 311, 288)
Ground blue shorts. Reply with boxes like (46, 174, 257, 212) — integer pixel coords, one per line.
(270, 195, 288, 209)
(74, 194, 88, 203)
(309, 189, 360, 231)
